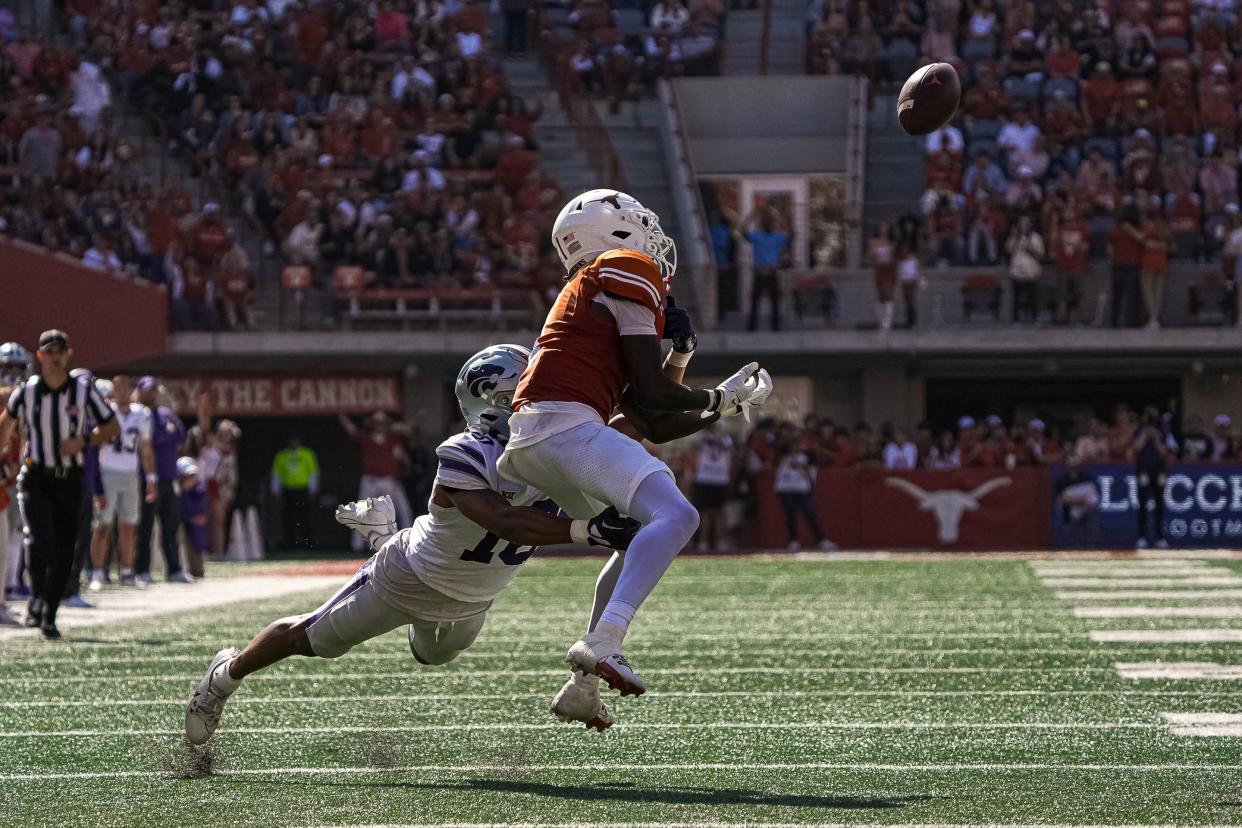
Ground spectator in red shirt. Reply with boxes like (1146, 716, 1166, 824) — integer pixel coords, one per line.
(1139, 199, 1172, 328)
(1076, 147, 1118, 215)
(338, 411, 413, 551)
(1051, 206, 1088, 322)
(375, 0, 411, 51)
(961, 65, 1009, 123)
(1109, 203, 1145, 327)
(216, 232, 253, 330)
(1081, 62, 1120, 134)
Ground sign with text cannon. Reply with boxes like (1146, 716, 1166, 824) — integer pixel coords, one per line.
(159, 376, 402, 417)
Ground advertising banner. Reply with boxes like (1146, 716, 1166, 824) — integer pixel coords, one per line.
(159, 376, 402, 417)
(757, 467, 1051, 550)
(1051, 464, 1242, 549)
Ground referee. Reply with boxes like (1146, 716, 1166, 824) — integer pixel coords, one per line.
(0, 330, 118, 639)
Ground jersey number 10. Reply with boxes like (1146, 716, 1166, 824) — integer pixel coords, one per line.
(459, 499, 558, 566)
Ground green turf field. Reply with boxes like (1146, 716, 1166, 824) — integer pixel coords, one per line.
(4, 553, 1242, 827)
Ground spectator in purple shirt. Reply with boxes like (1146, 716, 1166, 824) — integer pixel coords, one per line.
(134, 375, 191, 584)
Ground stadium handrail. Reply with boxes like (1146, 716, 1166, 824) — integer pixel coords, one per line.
(660, 79, 718, 328)
(759, 0, 773, 75)
(537, 29, 631, 191)
(844, 75, 869, 267)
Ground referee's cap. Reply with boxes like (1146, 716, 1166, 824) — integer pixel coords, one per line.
(38, 329, 70, 351)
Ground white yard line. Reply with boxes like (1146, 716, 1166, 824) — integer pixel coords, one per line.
(306, 823, 1242, 828)
(1038, 576, 1242, 588)
(1031, 568, 1221, 578)
(1056, 589, 1242, 600)
(1030, 560, 1214, 569)
(0, 646, 1133, 668)
(0, 665, 1117, 686)
(4, 689, 1232, 709)
(1161, 712, 1242, 736)
(1074, 606, 1242, 618)
(2, 763, 1240, 783)
(1091, 629, 1242, 644)
(0, 631, 1094, 650)
(1115, 661, 1242, 680)
(0, 721, 1162, 738)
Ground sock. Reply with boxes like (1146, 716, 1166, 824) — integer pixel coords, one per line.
(92, 569, 104, 581)
(121, 568, 134, 578)
(215, 658, 242, 694)
(595, 612, 633, 640)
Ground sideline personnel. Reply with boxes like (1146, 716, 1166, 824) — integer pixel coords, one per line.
(0, 330, 119, 639)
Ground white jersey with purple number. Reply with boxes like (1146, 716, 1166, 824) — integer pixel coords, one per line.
(372, 428, 553, 604)
(99, 403, 152, 474)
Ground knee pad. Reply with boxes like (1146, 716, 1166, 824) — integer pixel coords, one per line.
(408, 625, 461, 666)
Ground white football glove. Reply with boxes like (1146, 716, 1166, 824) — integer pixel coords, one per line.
(720, 368, 774, 421)
(704, 362, 770, 421)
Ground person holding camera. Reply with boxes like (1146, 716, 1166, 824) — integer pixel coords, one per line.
(1005, 214, 1044, 323)
(1133, 406, 1171, 550)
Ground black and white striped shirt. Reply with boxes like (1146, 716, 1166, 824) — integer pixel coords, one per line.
(5, 374, 114, 471)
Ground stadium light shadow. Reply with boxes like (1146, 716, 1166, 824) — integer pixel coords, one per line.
(259, 777, 940, 809)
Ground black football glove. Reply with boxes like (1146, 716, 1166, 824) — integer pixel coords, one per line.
(572, 506, 642, 550)
(662, 296, 697, 355)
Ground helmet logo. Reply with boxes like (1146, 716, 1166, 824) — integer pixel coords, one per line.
(466, 362, 508, 399)
(591, 194, 622, 209)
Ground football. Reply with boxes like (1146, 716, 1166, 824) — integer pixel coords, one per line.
(897, 62, 961, 136)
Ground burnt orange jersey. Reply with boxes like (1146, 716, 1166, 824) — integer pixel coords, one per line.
(514, 249, 667, 421)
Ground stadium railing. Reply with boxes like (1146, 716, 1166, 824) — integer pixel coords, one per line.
(537, 29, 631, 191)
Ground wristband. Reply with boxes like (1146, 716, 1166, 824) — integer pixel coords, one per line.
(669, 350, 693, 368)
(570, 519, 590, 545)
(146, 474, 158, 484)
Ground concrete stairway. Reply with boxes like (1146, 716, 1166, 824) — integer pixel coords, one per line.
(862, 92, 924, 233)
(722, 0, 806, 76)
(502, 57, 603, 197)
(592, 98, 706, 315)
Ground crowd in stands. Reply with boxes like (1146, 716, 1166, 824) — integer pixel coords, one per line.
(810, 0, 1242, 328)
(556, 0, 727, 105)
(669, 402, 1239, 548)
(745, 405, 1242, 471)
(1, 0, 578, 330)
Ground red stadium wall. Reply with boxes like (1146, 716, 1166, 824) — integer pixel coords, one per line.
(0, 238, 168, 369)
(757, 467, 1052, 550)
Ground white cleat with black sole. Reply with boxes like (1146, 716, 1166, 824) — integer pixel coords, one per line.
(551, 669, 616, 732)
(185, 647, 240, 745)
(335, 496, 399, 550)
(565, 623, 646, 697)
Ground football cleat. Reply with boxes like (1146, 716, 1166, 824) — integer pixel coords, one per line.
(185, 647, 240, 745)
(335, 496, 399, 550)
(566, 630, 646, 697)
(551, 670, 616, 732)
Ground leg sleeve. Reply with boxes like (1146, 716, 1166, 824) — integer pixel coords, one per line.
(598, 472, 698, 628)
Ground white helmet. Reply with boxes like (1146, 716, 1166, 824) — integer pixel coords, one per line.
(454, 344, 531, 440)
(551, 189, 676, 280)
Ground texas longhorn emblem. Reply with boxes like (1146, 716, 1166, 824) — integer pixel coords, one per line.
(884, 477, 1012, 544)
